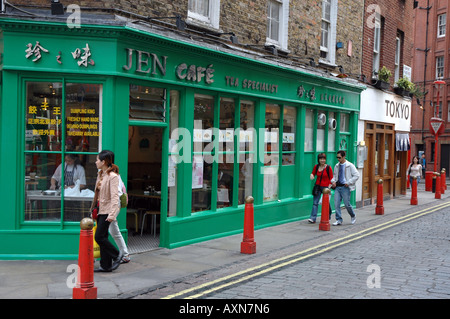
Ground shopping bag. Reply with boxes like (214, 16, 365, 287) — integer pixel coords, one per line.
(92, 222, 101, 259)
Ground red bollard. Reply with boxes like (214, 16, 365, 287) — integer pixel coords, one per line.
(73, 218, 97, 299)
(241, 196, 256, 254)
(443, 169, 447, 190)
(319, 188, 331, 231)
(435, 173, 441, 199)
(441, 169, 446, 194)
(410, 177, 418, 205)
(375, 179, 384, 215)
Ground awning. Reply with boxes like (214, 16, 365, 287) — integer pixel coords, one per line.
(395, 133, 410, 151)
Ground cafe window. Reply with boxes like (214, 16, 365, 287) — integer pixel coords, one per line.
(282, 106, 296, 165)
(129, 85, 166, 122)
(24, 82, 102, 222)
(317, 111, 326, 151)
(238, 101, 255, 205)
(328, 112, 336, 152)
(304, 108, 314, 152)
(168, 90, 180, 217)
(217, 98, 235, 209)
(192, 94, 215, 212)
(264, 104, 280, 202)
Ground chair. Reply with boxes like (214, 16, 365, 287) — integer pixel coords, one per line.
(141, 210, 160, 237)
(127, 208, 139, 233)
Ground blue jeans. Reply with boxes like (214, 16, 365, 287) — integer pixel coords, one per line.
(309, 186, 332, 222)
(334, 186, 355, 222)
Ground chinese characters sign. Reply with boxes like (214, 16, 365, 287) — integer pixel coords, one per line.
(25, 41, 95, 67)
(26, 82, 101, 153)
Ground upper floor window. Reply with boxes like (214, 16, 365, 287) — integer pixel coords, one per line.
(394, 35, 402, 83)
(320, 0, 337, 64)
(372, 13, 381, 76)
(438, 13, 446, 37)
(188, 0, 221, 29)
(266, 0, 289, 50)
(436, 56, 444, 79)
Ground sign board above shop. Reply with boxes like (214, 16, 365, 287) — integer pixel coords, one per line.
(0, 19, 364, 110)
(359, 86, 411, 132)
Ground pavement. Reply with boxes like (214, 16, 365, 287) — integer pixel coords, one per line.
(0, 181, 449, 299)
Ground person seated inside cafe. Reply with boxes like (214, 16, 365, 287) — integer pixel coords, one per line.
(218, 166, 233, 207)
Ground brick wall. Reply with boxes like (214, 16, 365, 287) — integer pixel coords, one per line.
(361, 0, 414, 86)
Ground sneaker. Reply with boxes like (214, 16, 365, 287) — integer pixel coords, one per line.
(121, 254, 131, 264)
(351, 217, 356, 224)
(307, 219, 315, 223)
(332, 220, 342, 226)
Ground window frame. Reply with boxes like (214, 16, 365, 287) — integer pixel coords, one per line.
(372, 14, 381, 76)
(438, 13, 446, 38)
(265, 0, 290, 50)
(319, 0, 337, 65)
(22, 78, 103, 225)
(436, 56, 444, 80)
(187, 0, 221, 30)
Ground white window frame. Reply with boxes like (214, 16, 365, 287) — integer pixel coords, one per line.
(438, 13, 446, 38)
(187, 0, 221, 30)
(372, 14, 381, 77)
(265, 0, 290, 50)
(436, 56, 444, 79)
(319, 0, 338, 65)
(394, 36, 401, 83)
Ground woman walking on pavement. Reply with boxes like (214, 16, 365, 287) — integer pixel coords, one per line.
(407, 155, 422, 185)
(308, 153, 333, 223)
(91, 150, 123, 272)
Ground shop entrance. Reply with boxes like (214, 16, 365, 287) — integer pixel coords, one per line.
(126, 125, 163, 253)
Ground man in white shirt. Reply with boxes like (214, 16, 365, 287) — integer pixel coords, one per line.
(330, 150, 359, 225)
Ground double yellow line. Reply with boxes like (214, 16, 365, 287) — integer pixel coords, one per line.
(162, 201, 450, 299)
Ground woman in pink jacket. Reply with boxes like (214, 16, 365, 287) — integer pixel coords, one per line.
(91, 150, 122, 272)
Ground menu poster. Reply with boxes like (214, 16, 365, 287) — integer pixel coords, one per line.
(192, 155, 204, 189)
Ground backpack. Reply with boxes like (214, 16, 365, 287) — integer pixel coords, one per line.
(118, 175, 128, 208)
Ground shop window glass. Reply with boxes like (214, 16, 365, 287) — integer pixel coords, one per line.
(328, 111, 336, 152)
(168, 91, 179, 217)
(317, 111, 326, 151)
(65, 83, 101, 153)
(192, 94, 215, 212)
(25, 153, 61, 221)
(217, 98, 235, 209)
(384, 135, 391, 175)
(304, 108, 314, 151)
(63, 154, 98, 222)
(24, 82, 101, 222)
(340, 113, 350, 132)
(26, 82, 63, 152)
(282, 106, 296, 165)
(129, 85, 166, 122)
(264, 104, 280, 202)
(238, 101, 255, 205)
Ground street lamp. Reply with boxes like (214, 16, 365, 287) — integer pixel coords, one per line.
(431, 80, 446, 172)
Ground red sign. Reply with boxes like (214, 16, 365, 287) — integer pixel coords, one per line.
(430, 117, 445, 136)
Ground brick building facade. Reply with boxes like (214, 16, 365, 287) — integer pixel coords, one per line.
(357, 0, 415, 206)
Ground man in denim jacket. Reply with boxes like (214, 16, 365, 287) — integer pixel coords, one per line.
(330, 150, 360, 225)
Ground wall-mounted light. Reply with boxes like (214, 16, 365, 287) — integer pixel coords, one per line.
(51, 0, 64, 15)
(218, 32, 239, 44)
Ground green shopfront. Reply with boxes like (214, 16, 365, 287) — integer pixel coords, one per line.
(0, 19, 364, 259)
